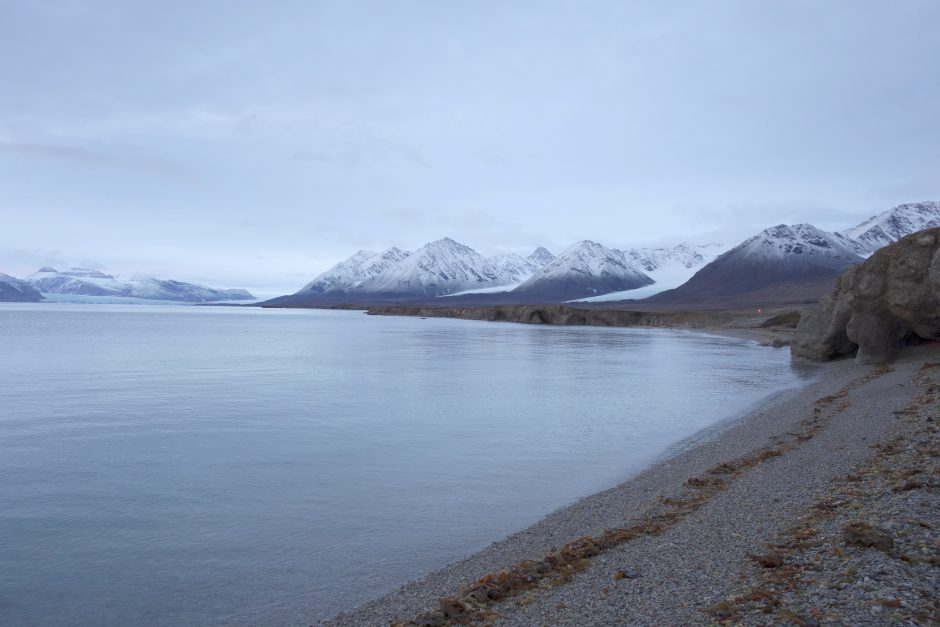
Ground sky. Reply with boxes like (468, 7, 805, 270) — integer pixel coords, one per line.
(1, 0, 938, 296)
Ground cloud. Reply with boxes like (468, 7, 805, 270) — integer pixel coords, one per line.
(0, 140, 191, 180)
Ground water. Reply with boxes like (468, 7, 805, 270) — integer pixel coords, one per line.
(0, 304, 813, 625)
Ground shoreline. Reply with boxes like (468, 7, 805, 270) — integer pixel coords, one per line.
(325, 342, 938, 625)
(359, 303, 804, 348)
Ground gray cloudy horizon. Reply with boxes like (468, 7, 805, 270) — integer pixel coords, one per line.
(1, 0, 938, 296)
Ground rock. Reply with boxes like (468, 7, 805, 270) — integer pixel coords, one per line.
(791, 228, 940, 363)
(843, 521, 894, 552)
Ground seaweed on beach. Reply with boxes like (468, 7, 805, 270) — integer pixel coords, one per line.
(709, 362, 939, 625)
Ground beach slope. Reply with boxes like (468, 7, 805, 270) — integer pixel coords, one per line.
(326, 343, 939, 625)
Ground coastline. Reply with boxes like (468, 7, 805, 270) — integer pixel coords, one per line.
(325, 342, 939, 625)
(359, 303, 804, 348)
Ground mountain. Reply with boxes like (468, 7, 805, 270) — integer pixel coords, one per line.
(512, 240, 654, 301)
(27, 268, 254, 303)
(843, 201, 940, 252)
(274, 241, 557, 305)
(645, 224, 865, 306)
(626, 242, 725, 273)
(296, 247, 411, 295)
(527, 246, 555, 266)
(29, 267, 128, 296)
(574, 242, 725, 303)
(488, 248, 556, 283)
(121, 279, 254, 302)
(354, 237, 505, 297)
(0, 273, 44, 302)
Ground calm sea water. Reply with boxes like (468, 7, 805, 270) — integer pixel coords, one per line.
(0, 304, 813, 625)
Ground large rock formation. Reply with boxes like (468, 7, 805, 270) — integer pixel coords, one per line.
(792, 228, 940, 363)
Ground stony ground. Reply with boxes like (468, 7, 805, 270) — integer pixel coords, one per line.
(713, 358, 939, 625)
(325, 345, 939, 626)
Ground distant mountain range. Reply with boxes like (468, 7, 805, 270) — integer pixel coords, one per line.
(4, 201, 937, 307)
(269, 238, 725, 306)
(267, 200, 940, 308)
(0, 267, 256, 303)
(274, 239, 558, 304)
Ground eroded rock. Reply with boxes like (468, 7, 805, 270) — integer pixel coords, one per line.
(792, 228, 940, 363)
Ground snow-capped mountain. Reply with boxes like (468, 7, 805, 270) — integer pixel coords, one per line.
(843, 201, 940, 252)
(286, 241, 556, 302)
(27, 268, 254, 303)
(512, 240, 654, 301)
(527, 246, 555, 267)
(296, 247, 411, 295)
(0, 273, 44, 302)
(626, 243, 725, 273)
(724, 224, 867, 263)
(646, 224, 865, 305)
(123, 278, 254, 302)
(574, 242, 725, 302)
(487, 251, 548, 283)
(355, 237, 504, 297)
(29, 267, 128, 296)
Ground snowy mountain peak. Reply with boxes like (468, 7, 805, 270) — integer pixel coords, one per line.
(527, 246, 555, 266)
(485, 253, 540, 284)
(357, 237, 501, 296)
(843, 201, 940, 252)
(296, 247, 411, 295)
(626, 242, 725, 273)
(735, 223, 867, 260)
(422, 237, 477, 255)
(513, 239, 653, 300)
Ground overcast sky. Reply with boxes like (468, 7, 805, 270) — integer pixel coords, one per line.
(1, 0, 938, 295)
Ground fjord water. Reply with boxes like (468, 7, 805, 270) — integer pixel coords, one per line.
(0, 305, 812, 625)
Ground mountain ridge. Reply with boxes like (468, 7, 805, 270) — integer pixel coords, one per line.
(27, 268, 255, 303)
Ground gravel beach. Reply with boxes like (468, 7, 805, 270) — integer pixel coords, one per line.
(324, 343, 939, 626)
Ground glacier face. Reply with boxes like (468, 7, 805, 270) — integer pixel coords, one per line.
(27, 268, 255, 303)
(843, 201, 940, 252)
